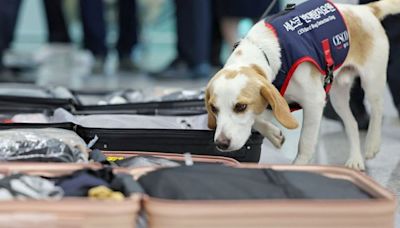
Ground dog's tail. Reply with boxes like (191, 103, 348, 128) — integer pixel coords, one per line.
(367, 0, 400, 20)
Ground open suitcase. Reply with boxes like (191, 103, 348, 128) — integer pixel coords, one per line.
(137, 164, 396, 228)
(0, 119, 263, 162)
(0, 84, 263, 162)
(0, 163, 140, 228)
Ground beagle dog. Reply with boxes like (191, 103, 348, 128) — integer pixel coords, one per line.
(205, 0, 400, 170)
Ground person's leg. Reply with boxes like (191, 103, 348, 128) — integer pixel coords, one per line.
(116, 0, 138, 59)
(210, 0, 223, 69)
(175, 0, 212, 69)
(383, 15, 400, 115)
(79, 0, 107, 57)
(116, 0, 139, 71)
(0, 0, 22, 70)
(220, 18, 241, 48)
(43, 0, 70, 43)
(153, 0, 212, 79)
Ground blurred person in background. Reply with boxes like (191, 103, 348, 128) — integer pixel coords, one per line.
(324, 0, 400, 126)
(152, 0, 213, 79)
(43, 0, 71, 44)
(0, 0, 22, 75)
(80, 0, 139, 74)
(215, 0, 279, 48)
(152, 0, 279, 80)
(0, 0, 69, 79)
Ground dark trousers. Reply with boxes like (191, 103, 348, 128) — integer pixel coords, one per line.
(175, 0, 212, 67)
(383, 15, 400, 107)
(0, 0, 22, 62)
(80, 0, 138, 58)
(350, 14, 400, 109)
(353, 0, 400, 109)
(43, 0, 70, 43)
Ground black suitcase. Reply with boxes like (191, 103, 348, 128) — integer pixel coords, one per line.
(0, 83, 75, 114)
(0, 122, 263, 163)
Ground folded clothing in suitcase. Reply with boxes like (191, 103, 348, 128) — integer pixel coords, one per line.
(137, 164, 396, 228)
(0, 163, 140, 228)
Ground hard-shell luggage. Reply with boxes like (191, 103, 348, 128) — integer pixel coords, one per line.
(0, 163, 140, 228)
(138, 164, 396, 228)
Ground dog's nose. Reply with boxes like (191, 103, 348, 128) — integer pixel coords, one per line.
(216, 137, 231, 150)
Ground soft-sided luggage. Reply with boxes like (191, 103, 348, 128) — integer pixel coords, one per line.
(139, 164, 396, 228)
(0, 122, 263, 162)
(0, 83, 75, 114)
(0, 163, 140, 228)
(73, 99, 206, 116)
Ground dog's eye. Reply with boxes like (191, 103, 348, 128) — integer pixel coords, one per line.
(210, 104, 219, 114)
(234, 103, 247, 113)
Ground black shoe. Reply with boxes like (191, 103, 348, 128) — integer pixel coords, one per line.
(151, 59, 212, 80)
(92, 56, 105, 75)
(190, 63, 212, 79)
(118, 57, 140, 73)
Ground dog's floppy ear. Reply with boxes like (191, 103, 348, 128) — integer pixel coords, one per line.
(205, 87, 216, 129)
(260, 82, 299, 129)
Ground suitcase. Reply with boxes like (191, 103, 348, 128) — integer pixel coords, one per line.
(140, 164, 396, 228)
(71, 88, 205, 116)
(0, 163, 140, 228)
(0, 83, 75, 115)
(74, 99, 206, 116)
(0, 122, 263, 162)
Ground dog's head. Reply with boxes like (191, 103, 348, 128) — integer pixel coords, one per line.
(205, 65, 298, 151)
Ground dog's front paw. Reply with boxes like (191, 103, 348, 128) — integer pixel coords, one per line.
(268, 130, 285, 149)
(345, 157, 365, 171)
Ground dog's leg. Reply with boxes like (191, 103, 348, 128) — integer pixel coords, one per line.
(287, 64, 326, 164)
(293, 96, 325, 164)
(329, 72, 365, 170)
(254, 117, 285, 149)
(360, 69, 386, 160)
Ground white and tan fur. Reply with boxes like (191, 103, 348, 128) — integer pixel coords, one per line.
(205, 0, 400, 170)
